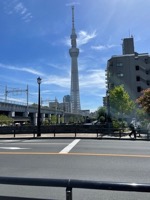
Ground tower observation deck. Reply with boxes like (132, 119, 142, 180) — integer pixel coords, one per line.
(69, 6, 81, 114)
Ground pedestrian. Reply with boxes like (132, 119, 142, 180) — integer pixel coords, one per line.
(129, 123, 136, 139)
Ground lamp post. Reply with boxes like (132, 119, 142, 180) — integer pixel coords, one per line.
(37, 77, 42, 137)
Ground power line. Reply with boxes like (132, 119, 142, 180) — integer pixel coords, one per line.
(5, 85, 29, 108)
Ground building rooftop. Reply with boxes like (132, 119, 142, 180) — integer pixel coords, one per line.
(111, 52, 149, 59)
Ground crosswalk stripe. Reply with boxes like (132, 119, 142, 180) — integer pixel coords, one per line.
(59, 139, 80, 153)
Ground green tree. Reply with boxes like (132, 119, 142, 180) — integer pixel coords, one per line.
(135, 108, 148, 128)
(31, 103, 38, 107)
(0, 115, 13, 126)
(136, 108, 147, 120)
(97, 106, 107, 123)
(136, 88, 150, 115)
(109, 85, 134, 119)
(51, 115, 57, 124)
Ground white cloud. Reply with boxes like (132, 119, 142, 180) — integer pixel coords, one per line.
(91, 45, 106, 50)
(47, 63, 69, 71)
(64, 30, 97, 47)
(14, 2, 25, 13)
(91, 44, 117, 51)
(80, 69, 106, 89)
(43, 75, 70, 88)
(4, 97, 28, 104)
(0, 63, 44, 76)
(0, 63, 70, 89)
(77, 30, 97, 46)
(4, 0, 33, 22)
(21, 67, 43, 76)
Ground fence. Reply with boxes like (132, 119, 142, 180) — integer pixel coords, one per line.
(0, 125, 149, 140)
(0, 176, 149, 199)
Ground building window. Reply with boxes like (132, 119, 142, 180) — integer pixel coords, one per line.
(110, 83, 114, 88)
(146, 70, 149, 75)
(135, 65, 139, 70)
(136, 76, 140, 81)
(116, 62, 123, 67)
(147, 81, 150, 86)
(145, 58, 148, 64)
(137, 86, 141, 92)
(117, 73, 124, 77)
(109, 62, 113, 67)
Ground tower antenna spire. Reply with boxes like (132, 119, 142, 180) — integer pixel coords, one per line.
(72, 6, 75, 29)
(69, 5, 81, 114)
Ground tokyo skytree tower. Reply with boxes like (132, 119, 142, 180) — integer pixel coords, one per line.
(69, 6, 81, 114)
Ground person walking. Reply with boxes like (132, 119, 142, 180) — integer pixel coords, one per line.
(129, 122, 136, 139)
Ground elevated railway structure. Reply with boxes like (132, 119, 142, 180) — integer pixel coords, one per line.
(0, 100, 79, 125)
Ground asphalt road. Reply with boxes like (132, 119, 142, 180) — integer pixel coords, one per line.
(0, 138, 150, 199)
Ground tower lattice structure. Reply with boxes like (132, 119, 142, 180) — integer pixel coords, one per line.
(69, 6, 81, 114)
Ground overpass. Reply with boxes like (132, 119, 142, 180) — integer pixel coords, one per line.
(0, 100, 81, 125)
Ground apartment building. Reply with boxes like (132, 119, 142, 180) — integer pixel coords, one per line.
(106, 37, 150, 101)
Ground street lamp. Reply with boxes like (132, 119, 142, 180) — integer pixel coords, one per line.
(37, 77, 42, 137)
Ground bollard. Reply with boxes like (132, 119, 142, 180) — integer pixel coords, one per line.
(66, 187, 72, 200)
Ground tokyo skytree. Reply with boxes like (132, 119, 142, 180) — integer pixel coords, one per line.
(69, 6, 81, 114)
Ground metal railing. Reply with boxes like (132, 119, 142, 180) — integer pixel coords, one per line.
(0, 125, 149, 140)
(0, 176, 150, 200)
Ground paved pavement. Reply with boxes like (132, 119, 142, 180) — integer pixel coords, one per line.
(0, 139, 149, 199)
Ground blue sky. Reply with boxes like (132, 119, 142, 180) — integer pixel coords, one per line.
(0, 0, 150, 112)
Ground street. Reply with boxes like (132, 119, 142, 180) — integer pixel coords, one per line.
(0, 139, 150, 199)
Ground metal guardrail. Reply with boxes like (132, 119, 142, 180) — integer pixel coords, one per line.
(0, 176, 150, 200)
(0, 125, 149, 140)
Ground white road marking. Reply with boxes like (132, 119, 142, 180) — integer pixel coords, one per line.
(0, 140, 21, 143)
(0, 147, 30, 150)
(59, 139, 80, 154)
